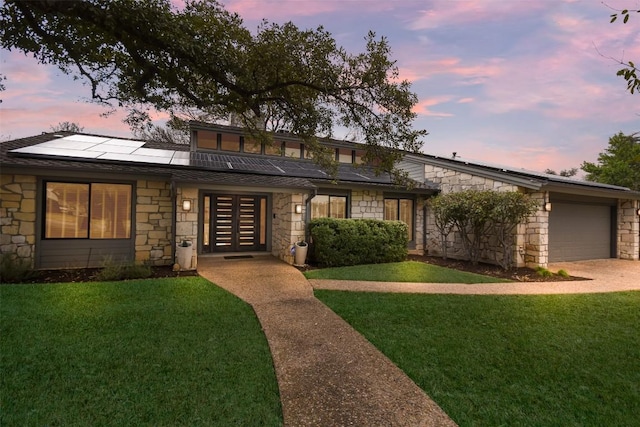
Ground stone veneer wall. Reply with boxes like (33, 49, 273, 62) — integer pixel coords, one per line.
(135, 180, 173, 266)
(423, 164, 545, 268)
(618, 199, 640, 260)
(272, 192, 306, 264)
(0, 174, 36, 267)
(174, 186, 199, 270)
(350, 190, 384, 219)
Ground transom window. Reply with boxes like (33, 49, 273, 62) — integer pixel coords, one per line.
(384, 197, 414, 241)
(44, 182, 132, 239)
(311, 194, 348, 219)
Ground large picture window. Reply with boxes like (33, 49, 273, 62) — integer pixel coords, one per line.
(311, 194, 347, 219)
(384, 198, 414, 241)
(44, 182, 132, 239)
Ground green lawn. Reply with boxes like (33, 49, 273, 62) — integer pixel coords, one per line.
(304, 261, 510, 283)
(1, 277, 282, 426)
(315, 290, 640, 426)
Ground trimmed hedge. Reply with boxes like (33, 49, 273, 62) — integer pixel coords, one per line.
(308, 218, 408, 267)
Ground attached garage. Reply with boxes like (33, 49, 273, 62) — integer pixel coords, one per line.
(548, 196, 616, 262)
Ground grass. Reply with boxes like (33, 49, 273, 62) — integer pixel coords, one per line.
(304, 260, 510, 283)
(315, 290, 640, 426)
(1, 277, 282, 426)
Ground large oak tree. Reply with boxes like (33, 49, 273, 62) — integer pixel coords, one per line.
(581, 132, 640, 191)
(1, 0, 426, 181)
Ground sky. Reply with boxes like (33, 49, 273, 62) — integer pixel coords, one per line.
(1, 0, 639, 175)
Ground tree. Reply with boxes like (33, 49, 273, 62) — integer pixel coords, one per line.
(544, 168, 578, 177)
(49, 121, 84, 133)
(430, 190, 537, 269)
(608, 7, 640, 94)
(581, 132, 640, 190)
(0, 0, 426, 182)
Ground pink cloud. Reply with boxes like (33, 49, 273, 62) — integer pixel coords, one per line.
(457, 98, 474, 104)
(413, 97, 454, 117)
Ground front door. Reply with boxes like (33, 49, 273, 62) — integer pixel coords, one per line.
(203, 194, 268, 253)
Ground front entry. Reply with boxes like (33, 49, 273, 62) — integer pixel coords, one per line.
(203, 194, 268, 253)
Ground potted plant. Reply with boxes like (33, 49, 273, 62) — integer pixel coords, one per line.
(294, 240, 308, 266)
(176, 239, 193, 270)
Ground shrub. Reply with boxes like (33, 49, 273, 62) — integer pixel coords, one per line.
(536, 266, 553, 278)
(0, 253, 37, 283)
(557, 269, 570, 278)
(308, 218, 408, 267)
(97, 259, 152, 281)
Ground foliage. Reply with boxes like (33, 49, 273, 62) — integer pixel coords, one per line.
(581, 132, 640, 190)
(0, 253, 36, 283)
(96, 259, 152, 281)
(544, 167, 578, 177)
(0, 0, 426, 182)
(315, 291, 640, 426)
(0, 277, 282, 425)
(430, 190, 538, 269)
(535, 266, 553, 278)
(429, 195, 455, 259)
(557, 269, 570, 278)
(49, 121, 84, 133)
(304, 261, 509, 284)
(308, 218, 407, 267)
(608, 8, 640, 94)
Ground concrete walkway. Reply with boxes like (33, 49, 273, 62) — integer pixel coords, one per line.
(310, 259, 640, 295)
(197, 255, 456, 427)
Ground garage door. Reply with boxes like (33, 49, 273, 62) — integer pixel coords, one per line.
(548, 202, 613, 262)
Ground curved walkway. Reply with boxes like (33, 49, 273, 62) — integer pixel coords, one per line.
(310, 259, 640, 294)
(197, 255, 456, 427)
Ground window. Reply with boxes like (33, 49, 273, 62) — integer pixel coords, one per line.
(311, 194, 347, 219)
(196, 130, 217, 149)
(220, 133, 240, 152)
(284, 142, 302, 158)
(337, 148, 353, 163)
(44, 182, 132, 239)
(243, 137, 262, 154)
(384, 198, 413, 240)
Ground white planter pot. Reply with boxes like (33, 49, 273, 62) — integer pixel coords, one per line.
(176, 244, 193, 270)
(294, 242, 308, 266)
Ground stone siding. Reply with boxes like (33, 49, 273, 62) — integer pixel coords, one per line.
(272, 192, 306, 264)
(350, 190, 384, 219)
(135, 180, 173, 266)
(172, 186, 199, 270)
(618, 199, 640, 260)
(0, 174, 36, 267)
(424, 164, 544, 268)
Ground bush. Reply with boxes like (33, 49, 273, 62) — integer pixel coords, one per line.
(536, 266, 553, 278)
(0, 253, 37, 283)
(308, 218, 408, 267)
(557, 269, 570, 278)
(96, 260, 152, 281)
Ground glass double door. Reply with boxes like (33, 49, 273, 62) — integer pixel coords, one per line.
(203, 194, 268, 253)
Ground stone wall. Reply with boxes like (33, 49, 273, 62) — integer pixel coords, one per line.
(0, 174, 36, 267)
(272, 192, 306, 264)
(424, 164, 542, 268)
(174, 186, 199, 270)
(135, 180, 173, 266)
(618, 199, 640, 261)
(523, 192, 548, 268)
(350, 190, 384, 219)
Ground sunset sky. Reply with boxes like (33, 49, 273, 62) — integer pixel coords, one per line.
(1, 0, 638, 175)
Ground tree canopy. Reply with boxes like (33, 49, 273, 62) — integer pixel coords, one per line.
(0, 0, 426, 182)
(581, 132, 640, 191)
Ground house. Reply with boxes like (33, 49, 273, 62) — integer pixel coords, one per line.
(400, 153, 640, 267)
(0, 122, 437, 270)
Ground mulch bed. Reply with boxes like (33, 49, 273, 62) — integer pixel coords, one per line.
(15, 265, 199, 284)
(13, 255, 584, 284)
(408, 254, 587, 282)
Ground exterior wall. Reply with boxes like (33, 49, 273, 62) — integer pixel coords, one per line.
(618, 199, 640, 261)
(272, 192, 306, 264)
(523, 192, 549, 268)
(350, 190, 384, 219)
(423, 164, 541, 268)
(0, 174, 36, 267)
(135, 180, 173, 266)
(174, 186, 198, 270)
